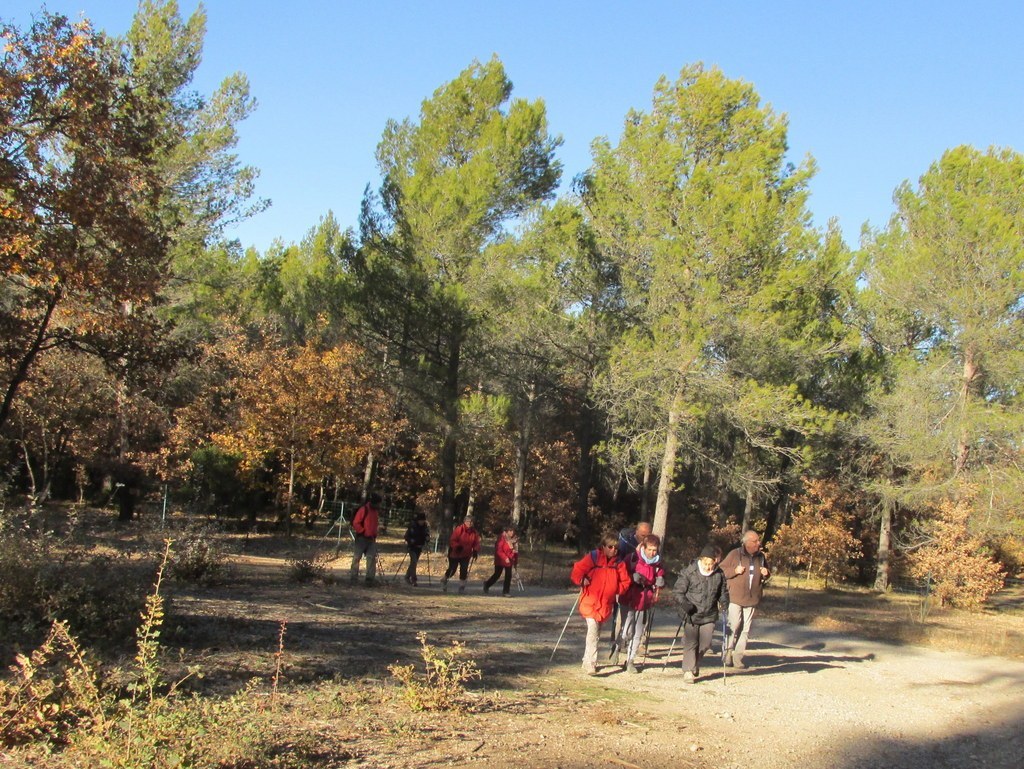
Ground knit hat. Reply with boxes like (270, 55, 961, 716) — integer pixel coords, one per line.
(700, 545, 720, 559)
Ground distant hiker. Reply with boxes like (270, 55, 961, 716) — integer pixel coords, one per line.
(349, 493, 382, 586)
(441, 515, 481, 594)
(483, 525, 519, 596)
(403, 512, 430, 586)
(615, 533, 666, 673)
(673, 544, 729, 683)
(720, 530, 771, 669)
(571, 532, 631, 676)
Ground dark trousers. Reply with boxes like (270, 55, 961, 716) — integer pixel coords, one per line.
(682, 620, 715, 674)
(443, 557, 471, 581)
(484, 565, 512, 594)
(405, 548, 422, 583)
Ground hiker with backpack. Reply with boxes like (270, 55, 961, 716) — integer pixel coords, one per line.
(570, 532, 631, 676)
(403, 512, 430, 586)
(673, 544, 729, 683)
(614, 533, 666, 673)
(349, 493, 383, 586)
(440, 515, 481, 594)
(483, 524, 519, 596)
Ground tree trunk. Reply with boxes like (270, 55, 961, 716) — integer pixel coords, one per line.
(640, 463, 653, 520)
(362, 451, 376, 500)
(440, 339, 462, 532)
(0, 290, 60, 433)
(574, 400, 596, 551)
(873, 499, 893, 591)
(741, 483, 755, 534)
(512, 383, 535, 527)
(954, 344, 980, 476)
(653, 388, 683, 543)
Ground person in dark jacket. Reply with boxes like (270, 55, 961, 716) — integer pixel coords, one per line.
(403, 512, 430, 586)
(673, 544, 729, 683)
(720, 530, 771, 669)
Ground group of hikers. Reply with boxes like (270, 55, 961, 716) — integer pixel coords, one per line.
(348, 495, 520, 596)
(347, 494, 771, 681)
(571, 523, 770, 681)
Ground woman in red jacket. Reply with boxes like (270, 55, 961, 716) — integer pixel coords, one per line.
(483, 525, 519, 596)
(570, 532, 631, 675)
(441, 515, 481, 594)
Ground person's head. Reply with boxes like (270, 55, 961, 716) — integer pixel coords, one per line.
(599, 532, 618, 556)
(463, 515, 475, 528)
(635, 521, 652, 540)
(641, 533, 661, 559)
(503, 524, 516, 538)
(742, 530, 762, 554)
(369, 492, 382, 505)
(414, 512, 426, 523)
(699, 544, 721, 571)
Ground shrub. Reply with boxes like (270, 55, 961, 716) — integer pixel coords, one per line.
(287, 550, 333, 583)
(908, 493, 1005, 609)
(767, 479, 863, 588)
(388, 633, 481, 712)
(0, 531, 152, 655)
(165, 524, 229, 585)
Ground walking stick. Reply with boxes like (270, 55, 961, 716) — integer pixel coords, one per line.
(549, 590, 583, 662)
(663, 619, 683, 673)
(721, 611, 729, 686)
(392, 552, 408, 583)
(514, 566, 525, 592)
(640, 605, 656, 666)
(425, 550, 432, 585)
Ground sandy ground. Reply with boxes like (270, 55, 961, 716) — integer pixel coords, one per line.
(163, 555, 1024, 769)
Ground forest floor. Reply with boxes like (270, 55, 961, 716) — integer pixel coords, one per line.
(149, 530, 1024, 769)
(4, 516, 1023, 768)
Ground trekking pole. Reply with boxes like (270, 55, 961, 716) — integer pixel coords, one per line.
(392, 552, 408, 584)
(549, 589, 583, 662)
(641, 605, 656, 666)
(425, 550, 432, 585)
(720, 611, 729, 686)
(662, 619, 683, 673)
(514, 566, 525, 592)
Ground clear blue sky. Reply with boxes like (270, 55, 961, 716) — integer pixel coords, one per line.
(6, 1, 1024, 253)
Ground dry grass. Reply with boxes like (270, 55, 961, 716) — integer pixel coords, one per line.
(764, 576, 1024, 660)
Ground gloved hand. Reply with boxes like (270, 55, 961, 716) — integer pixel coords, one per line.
(632, 572, 644, 585)
(581, 576, 591, 587)
(655, 576, 665, 588)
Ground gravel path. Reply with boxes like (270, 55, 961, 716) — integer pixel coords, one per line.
(537, 593, 1024, 769)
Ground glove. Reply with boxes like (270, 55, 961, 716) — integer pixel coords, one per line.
(655, 576, 665, 588)
(632, 572, 644, 585)
(581, 576, 591, 587)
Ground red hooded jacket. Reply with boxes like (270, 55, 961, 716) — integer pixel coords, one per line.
(570, 549, 630, 622)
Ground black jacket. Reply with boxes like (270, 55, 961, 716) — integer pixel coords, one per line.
(673, 560, 729, 625)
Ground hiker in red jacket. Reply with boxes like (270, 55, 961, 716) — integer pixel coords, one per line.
(349, 493, 382, 586)
(570, 532, 631, 675)
(483, 525, 519, 596)
(441, 515, 481, 594)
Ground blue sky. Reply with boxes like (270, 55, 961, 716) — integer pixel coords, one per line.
(6, 1, 1024, 253)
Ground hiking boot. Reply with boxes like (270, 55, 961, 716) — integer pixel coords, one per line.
(582, 663, 598, 676)
(626, 661, 639, 674)
(364, 579, 377, 588)
(733, 658, 746, 669)
(458, 580, 466, 594)
(683, 670, 696, 684)
(483, 584, 490, 593)
(723, 651, 734, 667)
(441, 577, 449, 593)
(501, 592, 511, 598)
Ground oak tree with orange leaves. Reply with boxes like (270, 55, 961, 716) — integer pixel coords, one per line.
(1, 13, 169, 433)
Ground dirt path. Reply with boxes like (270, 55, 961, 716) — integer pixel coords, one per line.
(170, 557, 1024, 768)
